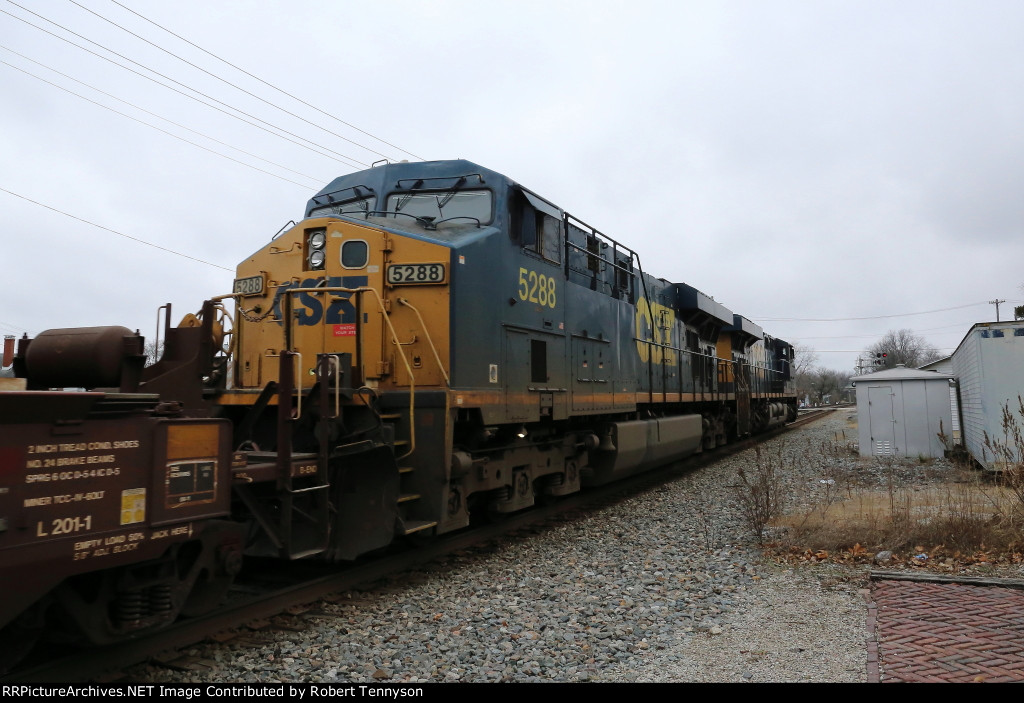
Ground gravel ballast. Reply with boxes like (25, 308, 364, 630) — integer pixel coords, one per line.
(127, 411, 880, 683)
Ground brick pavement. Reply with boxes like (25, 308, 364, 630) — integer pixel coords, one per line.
(867, 576, 1024, 683)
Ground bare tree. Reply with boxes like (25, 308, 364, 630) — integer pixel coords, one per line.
(144, 340, 164, 368)
(791, 342, 819, 402)
(866, 329, 942, 369)
(811, 368, 852, 403)
(791, 341, 819, 377)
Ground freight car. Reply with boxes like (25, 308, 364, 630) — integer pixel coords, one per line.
(0, 159, 796, 668)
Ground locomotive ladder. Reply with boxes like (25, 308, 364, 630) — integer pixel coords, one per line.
(377, 409, 438, 538)
(275, 350, 331, 559)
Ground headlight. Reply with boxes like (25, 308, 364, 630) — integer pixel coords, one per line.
(309, 249, 326, 269)
(309, 231, 326, 249)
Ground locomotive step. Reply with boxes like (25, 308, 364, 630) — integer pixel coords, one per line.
(401, 520, 437, 536)
(243, 451, 319, 461)
(232, 459, 321, 484)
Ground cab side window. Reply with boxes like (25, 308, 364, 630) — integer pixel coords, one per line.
(516, 192, 562, 264)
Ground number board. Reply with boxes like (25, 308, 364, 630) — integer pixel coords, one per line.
(386, 263, 447, 286)
(233, 274, 265, 296)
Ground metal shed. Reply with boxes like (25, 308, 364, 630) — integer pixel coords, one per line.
(950, 321, 1024, 471)
(851, 365, 954, 458)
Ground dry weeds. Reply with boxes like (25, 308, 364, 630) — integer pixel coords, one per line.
(741, 408, 1024, 571)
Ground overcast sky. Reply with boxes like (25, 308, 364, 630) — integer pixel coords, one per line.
(2, 0, 1022, 373)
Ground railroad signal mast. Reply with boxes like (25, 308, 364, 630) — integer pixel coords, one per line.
(856, 351, 888, 374)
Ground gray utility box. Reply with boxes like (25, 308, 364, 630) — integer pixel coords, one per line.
(851, 365, 954, 459)
(951, 321, 1024, 471)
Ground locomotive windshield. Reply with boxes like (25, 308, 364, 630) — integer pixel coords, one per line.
(384, 189, 492, 226)
(309, 196, 374, 219)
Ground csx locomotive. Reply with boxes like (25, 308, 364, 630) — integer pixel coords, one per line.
(0, 159, 795, 666)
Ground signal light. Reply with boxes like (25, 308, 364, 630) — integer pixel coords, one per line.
(874, 352, 887, 366)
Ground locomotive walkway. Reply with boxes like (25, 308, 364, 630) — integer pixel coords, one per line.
(866, 573, 1024, 682)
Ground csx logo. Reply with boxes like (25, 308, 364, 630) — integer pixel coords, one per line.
(271, 276, 368, 326)
(634, 297, 678, 365)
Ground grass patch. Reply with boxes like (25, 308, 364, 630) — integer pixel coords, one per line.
(735, 408, 1024, 568)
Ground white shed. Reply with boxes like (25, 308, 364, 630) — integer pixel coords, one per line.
(851, 365, 954, 458)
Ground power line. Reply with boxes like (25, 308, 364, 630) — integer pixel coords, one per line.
(0, 319, 30, 335)
(0, 59, 319, 189)
(108, 0, 423, 161)
(811, 348, 955, 353)
(0, 43, 324, 183)
(69, 0, 406, 163)
(791, 319, 988, 342)
(2, 3, 368, 169)
(0, 56, 323, 189)
(753, 301, 988, 322)
(0, 187, 234, 272)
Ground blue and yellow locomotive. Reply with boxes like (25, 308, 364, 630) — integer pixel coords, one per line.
(217, 158, 797, 558)
(0, 159, 796, 660)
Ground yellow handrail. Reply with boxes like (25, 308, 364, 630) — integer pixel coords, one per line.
(281, 286, 416, 460)
(397, 297, 450, 386)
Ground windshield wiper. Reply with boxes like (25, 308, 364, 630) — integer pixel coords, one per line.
(367, 209, 437, 228)
(435, 176, 467, 211)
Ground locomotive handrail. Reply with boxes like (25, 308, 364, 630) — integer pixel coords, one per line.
(394, 173, 485, 188)
(281, 285, 417, 460)
(262, 351, 303, 420)
(563, 212, 636, 258)
(271, 220, 297, 240)
(219, 285, 420, 458)
(326, 354, 341, 418)
(630, 251, 655, 404)
(309, 184, 375, 207)
(396, 297, 450, 386)
(155, 303, 171, 363)
(564, 239, 635, 277)
(294, 352, 302, 419)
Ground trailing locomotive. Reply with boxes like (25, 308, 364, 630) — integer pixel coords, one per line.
(0, 159, 796, 667)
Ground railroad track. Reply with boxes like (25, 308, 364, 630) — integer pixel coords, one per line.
(3, 411, 835, 683)
(793, 407, 834, 427)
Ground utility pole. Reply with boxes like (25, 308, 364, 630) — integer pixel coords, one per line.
(989, 299, 1006, 321)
